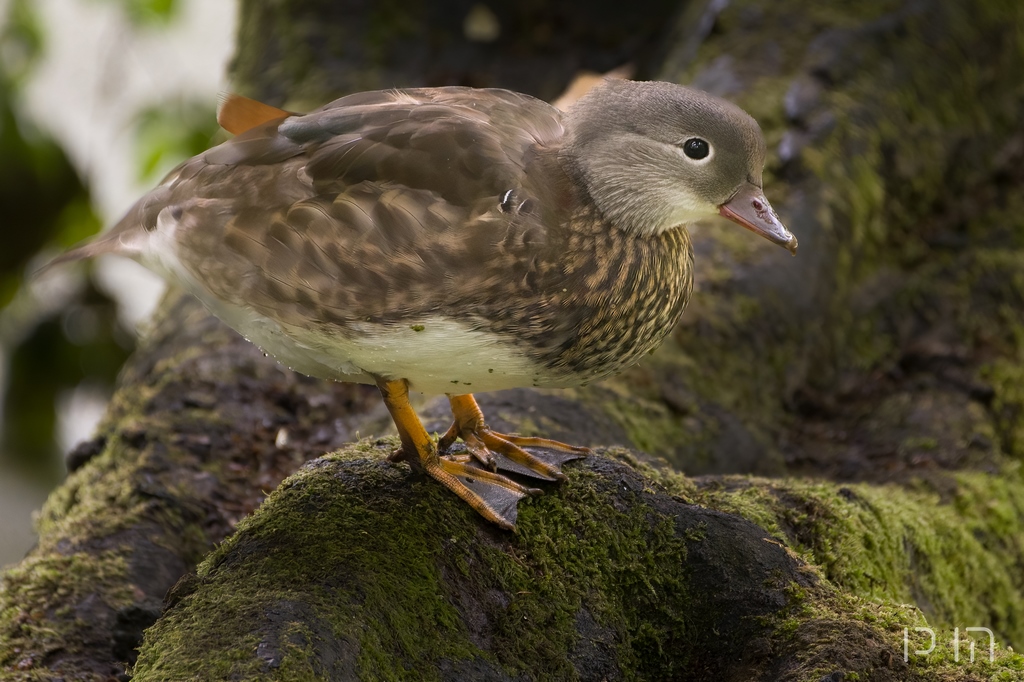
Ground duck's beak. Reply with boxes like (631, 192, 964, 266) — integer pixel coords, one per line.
(718, 183, 798, 255)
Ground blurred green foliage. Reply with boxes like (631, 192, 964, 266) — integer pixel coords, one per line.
(4, 285, 131, 482)
(134, 99, 221, 181)
(1, 0, 44, 84)
(0, 0, 223, 487)
(0, 0, 93, 308)
(0, 96, 101, 304)
(97, 0, 180, 27)
(0, 0, 104, 293)
(0, 0, 132, 485)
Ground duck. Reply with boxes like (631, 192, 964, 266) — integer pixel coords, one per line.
(47, 79, 796, 530)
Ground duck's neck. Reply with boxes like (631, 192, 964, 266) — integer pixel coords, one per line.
(550, 208, 696, 381)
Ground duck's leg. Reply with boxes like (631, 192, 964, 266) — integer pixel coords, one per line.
(376, 378, 539, 530)
(438, 394, 589, 481)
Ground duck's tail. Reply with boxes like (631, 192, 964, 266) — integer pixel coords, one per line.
(34, 203, 152, 279)
(37, 94, 290, 279)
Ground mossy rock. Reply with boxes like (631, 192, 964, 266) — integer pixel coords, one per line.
(125, 441, 1024, 681)
(128, 441, 813, 681)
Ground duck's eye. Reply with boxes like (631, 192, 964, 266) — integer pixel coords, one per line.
(682, 138, 710, 160)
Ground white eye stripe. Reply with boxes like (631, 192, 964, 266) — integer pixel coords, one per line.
(685, 149, 714, 165)
(679, 137, 714, 165)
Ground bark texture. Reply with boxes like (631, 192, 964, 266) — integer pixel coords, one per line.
(3, 0, 1024, 680)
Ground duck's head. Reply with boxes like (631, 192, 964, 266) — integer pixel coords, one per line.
(561, 79, 797, 254)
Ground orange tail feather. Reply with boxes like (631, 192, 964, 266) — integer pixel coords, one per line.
(217, 93, 292, 135)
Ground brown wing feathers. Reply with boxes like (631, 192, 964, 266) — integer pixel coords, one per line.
(40, 89, 564, 296)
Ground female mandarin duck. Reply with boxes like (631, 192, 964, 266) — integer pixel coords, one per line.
(49, 79, 796, 529)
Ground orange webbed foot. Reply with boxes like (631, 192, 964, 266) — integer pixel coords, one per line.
(439, 394, 589, 481)
(376, 379, 545, 529)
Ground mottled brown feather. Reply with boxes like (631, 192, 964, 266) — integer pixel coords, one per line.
(62, 86, 697, 384)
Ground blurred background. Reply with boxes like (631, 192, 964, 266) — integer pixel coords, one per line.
(0, 0, 235, 566)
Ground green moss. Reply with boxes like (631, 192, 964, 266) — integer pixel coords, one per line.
(130, 439, 1024, 679)
(645, 0, 1024, 460)
(590, 297, 790, 470)
(32, 435, 150, 542)
(483, 468, 691, 679)
(590, 382, 699, 458)
(803, 0, 1024, 375)
(985, 359, 1024, 460)
(692, 479, 788, 538)
(0, 295, 272, 678)
(0, 551, 134, 673)
(694, 464, 1024, 649)
(968, 249, 1024, 460)
(777, 587, 1024, 681)
(702, 468, 1024, 680)
(644, 455, 1020, 678)
(132, 439, 694, 681)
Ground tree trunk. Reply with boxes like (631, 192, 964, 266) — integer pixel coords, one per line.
(3, 0, 1024, 680)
